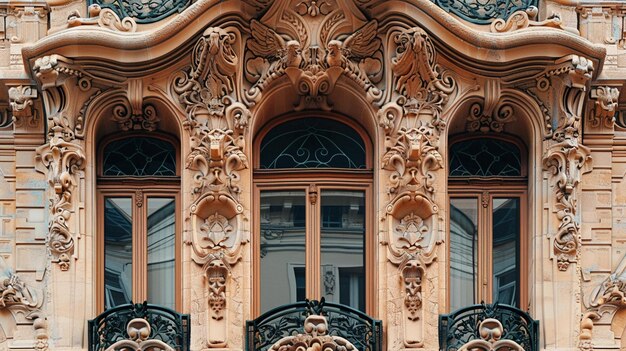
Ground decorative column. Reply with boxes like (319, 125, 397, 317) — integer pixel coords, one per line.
(172, 26, 250, 348)
(377, 26, 455, 348)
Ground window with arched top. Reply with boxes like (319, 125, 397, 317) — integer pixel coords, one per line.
(254, 116, 374, 315)
(448, 135, 528, 312)
(97, 133, 180, 310)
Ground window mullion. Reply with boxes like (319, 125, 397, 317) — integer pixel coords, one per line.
(478, 192, 490, 304)
(134, 191, 148, 303)
(307, 185, 321, 301)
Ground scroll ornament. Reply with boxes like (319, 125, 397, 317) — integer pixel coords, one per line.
(268, 313, 357, 351)
(8, 85, 39, 128)
(172, 26, 249, 348)
(378, 26, 455, 348)
(542, 55, 593, 271)
(589, 86, 620, 129)
(458, 319, 524, 351)
(245, 15, 383, 109)
(36, 114, 85, 271)
(63, 4, 137, 33)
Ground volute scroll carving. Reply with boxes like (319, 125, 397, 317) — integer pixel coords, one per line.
(171, 25, 249, 348)
(62, 4, 138, 33)
(379, 25, 455, 348)
(588, 86, 620, 129)
(540, 55, 594, 271)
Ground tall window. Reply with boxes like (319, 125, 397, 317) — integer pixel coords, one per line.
(448, 136, 527, 311)
(97, 134, 180, 310)
(254, 116, 373, 314)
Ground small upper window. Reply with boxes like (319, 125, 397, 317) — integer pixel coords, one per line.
(449, 138, 522, 177)
(259, 118, 366, 169)
(102, 136, 177, 177)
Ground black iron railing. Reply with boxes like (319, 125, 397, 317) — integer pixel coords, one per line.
(246, 299, 382, 351)
(88, 302, 190, 351)
(439, 303, 539, 351)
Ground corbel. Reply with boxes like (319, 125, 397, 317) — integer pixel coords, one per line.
(588, 85, 620, 129)
(8, 84, 39, 129)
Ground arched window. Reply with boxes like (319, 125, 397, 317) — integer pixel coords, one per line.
(254, 116, 373, 314)
(448, 135, 527, 311)
(97, 134, 180, 310)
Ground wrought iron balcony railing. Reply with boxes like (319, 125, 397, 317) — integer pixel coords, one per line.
(88, 302, 190, 351)
(246, 298, 382, 351)
(439, 303, 539, 351)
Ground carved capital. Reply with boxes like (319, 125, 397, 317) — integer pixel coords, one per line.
(589, 86, 620, 128)
(8, 85, 39, 128)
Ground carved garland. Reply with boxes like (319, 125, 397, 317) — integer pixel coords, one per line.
(378, 26, 455, 348)
(172, 26, 249, 348)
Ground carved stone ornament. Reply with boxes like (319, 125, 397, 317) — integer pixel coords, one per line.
(466, 81, 515, 133)
(8, 85, 39, 128)
(112, 103, 159, 132)
(589, 86, 620, 129)
(172, 26, 250, 348)
(60, 4, 137, 33)
(540, 55, 593, 271)
(377, 25, 454, 348)
(268, 314, 357, 351)
(0, 273, 39, 309)
(244, 3, 383, 109)
(36, 114, 86, 271)
(490, 6, 577, 34)
(105, 318, 175, 351)
(458, 319, 524, 351)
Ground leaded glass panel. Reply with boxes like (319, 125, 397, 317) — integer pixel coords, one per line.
(260, 118, 366, 169)
(449, 138, 522, 177)
(103, 137, 176, 177)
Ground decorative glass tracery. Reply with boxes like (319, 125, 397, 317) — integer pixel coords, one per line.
(259, 118, 366, 169)
(88, 0, 190, 24)
(449, 138, 522, 177)
(431, 0, 538, 25)
(102, 137, 176, 176)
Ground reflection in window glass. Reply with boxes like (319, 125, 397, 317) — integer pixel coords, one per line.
(450, 198, 478, 312)
(320, 190, 365, 312)
(147, 198, 176, 310)
(104, 197, 133, 309)
(260, 191, 306, 313)
(492, 198, 520, 307)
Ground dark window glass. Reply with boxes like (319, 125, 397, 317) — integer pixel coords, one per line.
(449, 138, 522, 177)
(103, 137, 176, 176)
(260, 118, 366, 169)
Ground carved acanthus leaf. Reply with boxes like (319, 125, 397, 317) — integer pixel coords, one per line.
(35, 114, 85, 271)
(589, 86, 620, 128)
(543, 138, 591, 271)
(0, 273, 40, 309)
(8, 85, 39, 128)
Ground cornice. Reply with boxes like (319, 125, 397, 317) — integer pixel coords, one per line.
(21, 0, 607, 79)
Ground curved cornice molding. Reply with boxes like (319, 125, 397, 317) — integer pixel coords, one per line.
(22, 0, 606, 78)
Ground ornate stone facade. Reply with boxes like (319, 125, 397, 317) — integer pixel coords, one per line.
(0, 0, 621, 350)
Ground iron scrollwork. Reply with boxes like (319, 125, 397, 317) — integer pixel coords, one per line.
(431, 0, 538, 25)
(87, 0, 190, 24)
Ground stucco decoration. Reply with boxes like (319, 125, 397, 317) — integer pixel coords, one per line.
(61, 4, 137, 33)
(105, 318, 175, 351)
(378, 25, 454, 348)
(490, 6, 576, 34)
(172, 26, 249, 348)
(244, 1, 383, 109)
(457, 319, 524, 351)
(112, 81, 159, 131)
(8, 85, 39, 128)
(268, 313, 358, 351)
(541, 55, 593, 271)
(588, 86, 620, 128)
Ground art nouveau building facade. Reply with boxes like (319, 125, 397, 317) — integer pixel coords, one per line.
(0, 0, 624, 349)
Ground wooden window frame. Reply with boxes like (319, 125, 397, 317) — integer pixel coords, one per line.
(447, 133, 529, 311)
(96, 133, 181, 312)
(253, 177, 375, 316)
(252, 113, 376, 316)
